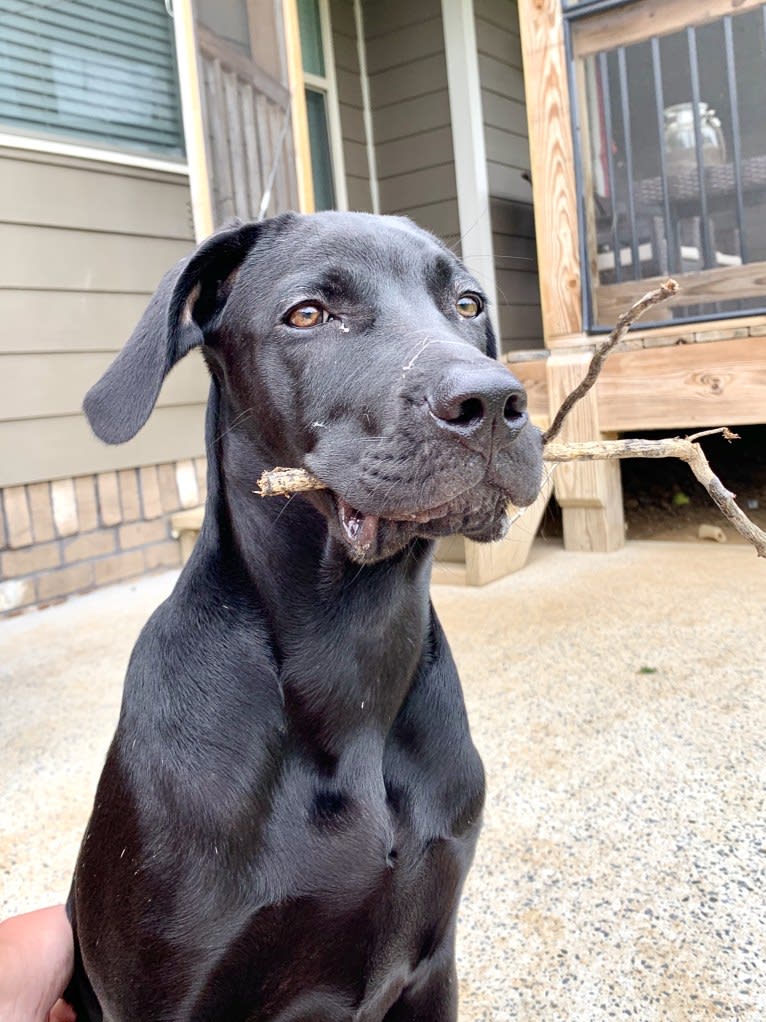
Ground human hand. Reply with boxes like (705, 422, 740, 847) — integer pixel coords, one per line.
(0, 906, 75, 1021)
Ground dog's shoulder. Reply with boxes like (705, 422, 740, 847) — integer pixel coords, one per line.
(111, 564, 285, 814)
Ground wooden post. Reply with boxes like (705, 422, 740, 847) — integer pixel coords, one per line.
(172, 0, 215, 240)
(546, 351, 625, 552)
(518, 0, 625, 550)
(517, 0, 582, 342)
(282, 0, 315, 213)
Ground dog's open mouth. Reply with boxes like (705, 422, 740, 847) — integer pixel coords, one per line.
(303, 421, 543, 562)
(337, 495, 456, 550)
(337, 497, 380, 553)
(333, 491, 509, 561)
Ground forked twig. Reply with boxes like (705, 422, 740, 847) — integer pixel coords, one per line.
(542, 278, 679, 444)
(545, 431, 766, 558)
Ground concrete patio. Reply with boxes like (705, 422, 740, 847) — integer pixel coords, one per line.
(1, 539, 764, 1020)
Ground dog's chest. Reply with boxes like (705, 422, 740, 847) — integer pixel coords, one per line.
(248, 595, 485, 962)
(225, 740, 482, 1020)
(259, 705, 482, 889)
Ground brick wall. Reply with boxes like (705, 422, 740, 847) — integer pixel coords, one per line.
(0, 458, 207, 616)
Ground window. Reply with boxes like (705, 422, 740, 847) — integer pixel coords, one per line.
(297, 0, 345, 210)
(0, 0, 184, 158)
(567, 0, 766, 328)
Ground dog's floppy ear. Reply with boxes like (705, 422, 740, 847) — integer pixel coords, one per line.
(83, 220, 261, 444)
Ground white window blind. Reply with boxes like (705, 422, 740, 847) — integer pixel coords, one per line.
(0, 0, 185, 157)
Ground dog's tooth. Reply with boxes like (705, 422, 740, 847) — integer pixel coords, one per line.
(346, 512, 361, 540)
(357, 513, 379, 551)
(338, 497, 379, 553)
(339, 500, 362, 540)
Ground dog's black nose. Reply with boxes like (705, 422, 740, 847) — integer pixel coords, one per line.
(427, 364, 528, 451)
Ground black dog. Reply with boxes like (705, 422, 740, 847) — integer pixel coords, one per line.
(66, 211, 543, 1021)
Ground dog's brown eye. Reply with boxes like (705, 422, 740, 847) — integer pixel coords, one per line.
(287, 304, 325, 328)
(456, 293, 482, 318)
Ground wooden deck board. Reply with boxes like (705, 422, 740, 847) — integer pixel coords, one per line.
(507, 336, 766, 434)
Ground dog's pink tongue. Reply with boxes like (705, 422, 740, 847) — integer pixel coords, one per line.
(338, 499, 379, 554)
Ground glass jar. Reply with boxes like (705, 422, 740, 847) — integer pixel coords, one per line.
(663, 102, 726, 175)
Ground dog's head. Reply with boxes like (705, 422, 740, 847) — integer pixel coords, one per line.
(85, 212, 543, 563)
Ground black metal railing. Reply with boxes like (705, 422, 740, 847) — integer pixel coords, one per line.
(564, 0, 766, 328)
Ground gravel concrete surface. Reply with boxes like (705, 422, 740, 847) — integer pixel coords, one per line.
(1, 539, 764, 1020)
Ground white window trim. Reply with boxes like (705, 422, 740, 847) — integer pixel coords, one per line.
(353, 0, 379, 214)
(0, 128, 189, 176)
(172, 0, 214, 238)
(303, 0, 348, 211)
(441, 0, 499, 342)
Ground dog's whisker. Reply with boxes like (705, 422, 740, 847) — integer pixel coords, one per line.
(444, 201, 491, 255)
(216, 405, 256, 442)
(348, 562, 367, 586)
(272, 493, 297, 526)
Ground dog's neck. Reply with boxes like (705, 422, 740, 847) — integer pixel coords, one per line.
(193, 392, 436, 753)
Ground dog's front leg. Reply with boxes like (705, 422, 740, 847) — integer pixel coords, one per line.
(382, 935, 458, 1022)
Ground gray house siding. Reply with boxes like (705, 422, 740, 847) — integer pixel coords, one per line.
(476, 0, 529, 201)
(330, 0, 540, 350)
(490, 198, 543, 350)
(475, 0, 543, 351)
(0, 148, 201, 488)
(363, 0, 460, 247)
(330, 0, 373, 211)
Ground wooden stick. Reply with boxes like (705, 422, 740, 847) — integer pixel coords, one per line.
(543, 431, 739, 463)
(542, 278, 679, 444)
(255, 428, 766, 558)
(256, 466, 321, 497)
(546, 430, 766, 559)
